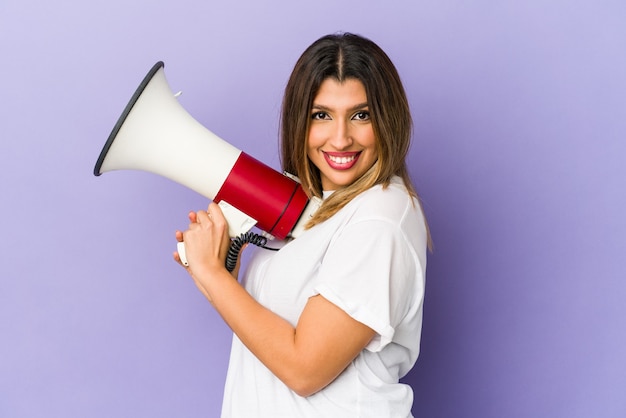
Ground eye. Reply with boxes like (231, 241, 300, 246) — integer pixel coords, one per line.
(352, 111, 371, 121)
(311, 111, 330, 120)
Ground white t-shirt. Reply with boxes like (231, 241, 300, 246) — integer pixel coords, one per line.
(221, 177, 428, 418)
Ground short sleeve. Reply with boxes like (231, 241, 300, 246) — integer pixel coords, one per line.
(313, 219, 415, 352)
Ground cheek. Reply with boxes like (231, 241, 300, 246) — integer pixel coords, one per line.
(364, 131, 378, 155)
(307, 126, 323, 147)
(306, 129, 328, 161)
(305, 139, 319, 164)
(366, 128, 377, 146)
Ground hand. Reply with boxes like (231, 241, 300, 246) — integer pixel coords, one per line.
(174, 203, 233, 299)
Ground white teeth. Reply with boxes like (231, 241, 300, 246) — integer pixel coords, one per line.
(328, 155, 356, 164)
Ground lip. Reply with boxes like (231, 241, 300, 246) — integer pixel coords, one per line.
(322, 151, 361, 170)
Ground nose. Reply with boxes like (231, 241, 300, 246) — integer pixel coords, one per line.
(328, 119, 353, 150)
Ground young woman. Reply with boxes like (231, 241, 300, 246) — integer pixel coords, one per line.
(175, 33, 429, 417)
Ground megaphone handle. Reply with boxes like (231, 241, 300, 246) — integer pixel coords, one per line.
(177, 241, 189, 266)
(177, 201, 257, 268)
(177, 232, 277, 271)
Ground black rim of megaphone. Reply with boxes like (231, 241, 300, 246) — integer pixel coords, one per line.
(93, 61, 165, 176)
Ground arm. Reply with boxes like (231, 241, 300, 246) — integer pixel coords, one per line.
(175, 203, 375, 397)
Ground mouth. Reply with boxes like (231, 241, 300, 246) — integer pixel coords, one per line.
(323, 151, 361, 170)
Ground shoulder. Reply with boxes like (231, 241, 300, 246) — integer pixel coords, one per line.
(347, 177, 422, 225)
(338, 177, 428, 262)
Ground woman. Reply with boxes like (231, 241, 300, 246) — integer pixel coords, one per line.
(175, 33, 428, 417)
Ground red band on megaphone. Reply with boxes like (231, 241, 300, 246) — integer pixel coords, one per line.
(214, 152, 309, 239)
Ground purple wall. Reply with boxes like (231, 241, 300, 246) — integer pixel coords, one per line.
(1, 1, 624, 417)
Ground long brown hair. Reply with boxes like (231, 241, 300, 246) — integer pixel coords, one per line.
(281, 33, 420, 229)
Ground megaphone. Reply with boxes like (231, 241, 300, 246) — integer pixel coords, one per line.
(94, 61, 320, 266)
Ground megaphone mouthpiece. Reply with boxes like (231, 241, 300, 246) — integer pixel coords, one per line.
(95, 61, 165, 177)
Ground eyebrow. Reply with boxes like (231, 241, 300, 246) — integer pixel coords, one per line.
(311, 102, 370, 112)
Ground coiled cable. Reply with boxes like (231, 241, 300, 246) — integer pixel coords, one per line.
(226, 231, 279, 272)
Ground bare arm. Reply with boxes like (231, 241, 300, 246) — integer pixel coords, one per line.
(175, 203, 375, 397)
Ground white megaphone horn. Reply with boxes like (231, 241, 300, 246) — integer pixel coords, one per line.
(94, 61, 321, 266)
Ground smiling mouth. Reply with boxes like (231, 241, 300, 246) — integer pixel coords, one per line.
(323, 152, 361, 169)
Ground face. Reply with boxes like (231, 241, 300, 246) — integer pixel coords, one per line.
(307, 78, 378, 191)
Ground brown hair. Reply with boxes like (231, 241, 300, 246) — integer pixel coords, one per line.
(281, 33, 420, 229)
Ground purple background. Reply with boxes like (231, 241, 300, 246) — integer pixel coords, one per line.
(1, 1, 625, 417)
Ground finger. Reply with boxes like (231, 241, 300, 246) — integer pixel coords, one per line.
(196, 209, 212, 224)
(208, 202, 224, 221)
(207, 203, 228, 231)
(188, 211, 198, 223)
(175, 230, 184, 242)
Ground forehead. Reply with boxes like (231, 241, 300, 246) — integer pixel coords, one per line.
(313, 78, 368, 107)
